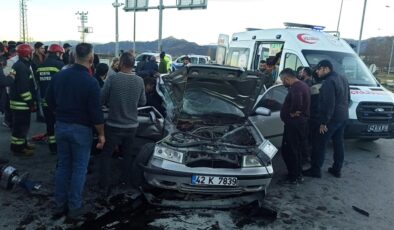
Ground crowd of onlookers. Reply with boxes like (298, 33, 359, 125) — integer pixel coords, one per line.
(1, 39, 351, 221)
(0, 40, 179, 220)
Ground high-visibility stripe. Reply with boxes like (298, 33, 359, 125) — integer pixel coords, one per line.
(41, 99, 48, 107)
(10, 105, 29, 110)
(48, 136, 56, 144)
(37, 67, 60, 73)
(10, 100, 28, 106)
(11, 140, 25, 145)
(20, 92, 32, 101)
(11, 136, 25, 145)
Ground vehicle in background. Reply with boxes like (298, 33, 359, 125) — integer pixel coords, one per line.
(135, 52, 172, 67)
(171, 55, 211, 72)
(132, 65, 278, 198)
(217, 22, 394, 143)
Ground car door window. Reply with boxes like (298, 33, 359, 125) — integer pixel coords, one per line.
(257, 85, 287, 112)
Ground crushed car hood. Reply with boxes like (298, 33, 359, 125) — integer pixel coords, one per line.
(162, 65, 263, 120)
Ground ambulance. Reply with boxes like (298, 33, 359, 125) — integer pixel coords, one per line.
(216, 23, 394, 144)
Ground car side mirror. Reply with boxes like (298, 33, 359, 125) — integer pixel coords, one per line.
(255, 107, 271, 116)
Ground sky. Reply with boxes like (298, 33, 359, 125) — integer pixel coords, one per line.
(1, 0, 393, 45)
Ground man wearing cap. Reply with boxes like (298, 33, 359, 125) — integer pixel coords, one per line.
(63, 43, 72, 65)
(303, 60, 349, 178)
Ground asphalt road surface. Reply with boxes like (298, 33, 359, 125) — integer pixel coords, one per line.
(1, 117, 394, 230)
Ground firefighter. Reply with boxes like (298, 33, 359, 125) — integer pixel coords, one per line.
(36, 44, 64, 154)
(9, 44, 35, 156)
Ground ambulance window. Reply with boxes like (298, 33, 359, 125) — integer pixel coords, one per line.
(226, 48, 250, 69)
(253, 43, 284, 70)
(284, 53, 303, 71)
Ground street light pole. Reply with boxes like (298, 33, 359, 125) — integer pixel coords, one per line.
(336, 0, 344, 32)
(112, 0, 124, 57)
(133, 8, 136, 56)
(158, 0, 163, 52)
(388, 38, 394, 75)
(357, 0, 368, 55)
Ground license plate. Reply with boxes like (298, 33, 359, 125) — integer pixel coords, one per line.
(367, 124, 389, 132)
(191, 175, 237, 186)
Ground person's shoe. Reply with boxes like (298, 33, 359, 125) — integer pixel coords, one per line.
(278, 176, 298, 185)
(26, 143, 36, 150)
(297, 176, 305, 184)
(302, 168, 322, 178)
(52, 205, 68, 219)
(67, 207, 87, 221)
(328, 167, 341, 178)
(12, 148, 34, 157)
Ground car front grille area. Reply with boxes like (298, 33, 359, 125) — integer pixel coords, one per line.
(356, 102, 394, 123)
(185, 152, 241, 169)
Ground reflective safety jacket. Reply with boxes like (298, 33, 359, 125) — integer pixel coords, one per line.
(9, 58, 35, 110)
(36, 54, 64, 105)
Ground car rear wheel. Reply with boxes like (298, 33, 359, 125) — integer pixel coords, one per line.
(131, 143, 155, 189)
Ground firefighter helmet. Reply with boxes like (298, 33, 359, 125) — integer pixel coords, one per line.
(48, 44, 64, 53)
(16, 44, 33, 58)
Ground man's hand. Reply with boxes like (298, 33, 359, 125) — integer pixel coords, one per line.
(319, 124, 328, 134)
(96, 135, 105, 149)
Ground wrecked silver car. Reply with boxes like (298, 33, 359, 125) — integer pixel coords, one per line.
(133, 65, 278, 197)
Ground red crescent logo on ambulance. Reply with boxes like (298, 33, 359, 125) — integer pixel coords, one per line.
(297, 33, 319, 44)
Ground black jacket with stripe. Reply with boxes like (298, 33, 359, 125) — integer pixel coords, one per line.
(9, 58, 35, 110)
(36, 54, 64, 100)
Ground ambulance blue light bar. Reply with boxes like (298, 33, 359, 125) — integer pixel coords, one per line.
(284, 22, 325, 31)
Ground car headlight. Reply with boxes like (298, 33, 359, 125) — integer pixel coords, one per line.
(242, 155, 262, 168)
(258, 140, 278, 160)
(153, 146, 184, 163)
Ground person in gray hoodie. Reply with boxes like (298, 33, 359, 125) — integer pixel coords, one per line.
(99, 52, 146, 194)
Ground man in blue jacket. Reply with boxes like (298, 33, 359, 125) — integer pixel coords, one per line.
(46, 43, 105, 220)
(303, 60, 349, 178)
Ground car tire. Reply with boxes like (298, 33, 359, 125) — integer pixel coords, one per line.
(131, 143, 155, 189)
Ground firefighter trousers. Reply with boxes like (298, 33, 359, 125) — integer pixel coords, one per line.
(10, 110, 31, 152)
(43, 105, 56, 153)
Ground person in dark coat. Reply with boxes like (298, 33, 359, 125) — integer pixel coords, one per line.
(303, 60, 350, 178)
(94, 63, 109, 88)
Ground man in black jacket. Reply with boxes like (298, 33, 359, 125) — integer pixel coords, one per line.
(36, 44, 64, 154)
(303, 60, 349, 178)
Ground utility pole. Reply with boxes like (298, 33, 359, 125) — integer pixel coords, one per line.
(19, 0, 29, 43)
(158, 0, 164, 52)
(357, 0, 368, 55)
(112, 0, 124, 57)
(76, 11, 89, 42)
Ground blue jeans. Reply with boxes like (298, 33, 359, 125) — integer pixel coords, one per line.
(54, 121, 92, 211)
(311, 121, 347, 172)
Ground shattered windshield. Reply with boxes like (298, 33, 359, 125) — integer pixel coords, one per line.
(182, 90, 245, 117)
(302, 50, 378, 87)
